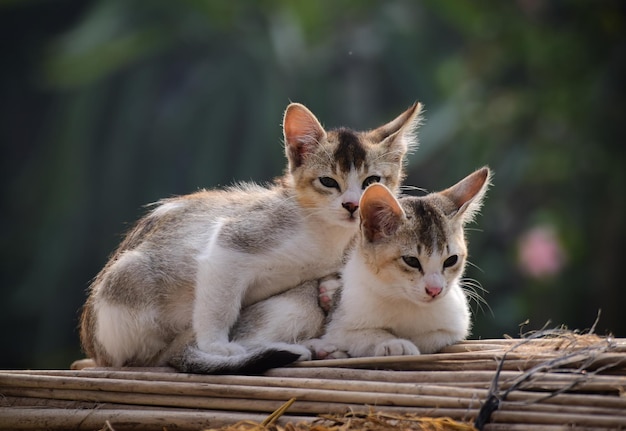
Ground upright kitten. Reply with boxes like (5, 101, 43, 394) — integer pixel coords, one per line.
(80, 101, 422, 373)
(308, 167, 491, 358)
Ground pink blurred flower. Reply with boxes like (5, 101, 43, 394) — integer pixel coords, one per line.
(517, 225, 566, 279)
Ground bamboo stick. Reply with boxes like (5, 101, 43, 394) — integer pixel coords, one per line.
(498, 399, 626, 417)
(17, 366, 622, 393)
(0, 387, 482, 419)
(491, 408, 626, 427)
(7, 370, 626, 411)
(5, 389, 624, 426)
(0, 378, 484, 411)
(3, 334, 625, 430)
(0, 371, 490, 401)
(295, 353, 626, 372)
(4, 379, 626, 428)
(4, 377, 626, 423)
(6, 385, 626, 429)
(3, 369, 626, 411)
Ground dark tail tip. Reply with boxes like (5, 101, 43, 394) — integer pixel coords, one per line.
(172, 348, 302, 375)
(221, 349, 301, 375)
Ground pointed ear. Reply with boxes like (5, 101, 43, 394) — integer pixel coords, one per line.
(366, 102, 422, 156)
(440, 167, 491, 224)
(283, 103, 326, 171)
(360, 184, 405, 242)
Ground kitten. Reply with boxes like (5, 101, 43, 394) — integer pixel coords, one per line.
(80, 101, 422, 373)
(307, 167, 491, 358)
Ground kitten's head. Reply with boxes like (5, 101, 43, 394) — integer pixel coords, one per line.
(282, 102, 421, 228)
(358, 167, 491, 304)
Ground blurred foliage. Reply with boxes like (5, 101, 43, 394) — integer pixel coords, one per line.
(1, 0, 625, 368)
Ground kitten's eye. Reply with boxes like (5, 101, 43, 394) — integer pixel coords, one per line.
(402, 256, 422, 271)
(362, 175, 381, 189)
(443, 255, 458, 269)
(319, 177, 340, 189)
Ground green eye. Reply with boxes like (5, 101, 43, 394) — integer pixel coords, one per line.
(319, 177, 340, 189)
(402, 256, 422, 271)
(362, 175, 381, 189)
(443, 255, 458, 269)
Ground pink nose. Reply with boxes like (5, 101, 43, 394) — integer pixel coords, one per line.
(425, 285, 442, 298)
(342, 201, 359, 215)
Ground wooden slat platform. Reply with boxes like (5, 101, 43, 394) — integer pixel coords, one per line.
(1, 333, 626, 430)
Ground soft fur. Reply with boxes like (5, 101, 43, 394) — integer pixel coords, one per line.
(80, 101, 422, 373)
(307, 167, 491, 358)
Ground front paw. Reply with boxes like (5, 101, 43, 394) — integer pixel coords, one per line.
(304, 338, 349, 360)
(198, 341, 247, 356)
(374, 339, 420, 356)
(318, 274, 342, 312)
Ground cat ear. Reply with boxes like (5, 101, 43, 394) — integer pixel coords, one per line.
(440, 167, 491, 224)
(283, 103, 327, 171)
(360, 183, 405, 242)
(366, 102, 423, 156)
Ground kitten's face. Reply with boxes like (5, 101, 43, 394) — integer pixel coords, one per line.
(362, 196, 468, 304)
(282, 103, 421, 228)
(358, 168, 490, 305)
(291, 128, 409, 228)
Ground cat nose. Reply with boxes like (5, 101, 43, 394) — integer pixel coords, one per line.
(342, 202, 359, 215)
(425, 285, 442, 298)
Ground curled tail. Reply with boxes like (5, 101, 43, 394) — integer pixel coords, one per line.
(170, 345, 305, 374)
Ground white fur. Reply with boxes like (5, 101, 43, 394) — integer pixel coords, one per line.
(94, 301, 166, 366)
(149, 200, 183, 218)
(192, 198, 357, 355)
(82, 102, 421, 372)
(313, 251, 470, 358)
(308, 169, 490, 360)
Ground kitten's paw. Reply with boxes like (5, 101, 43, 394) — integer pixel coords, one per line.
(304, 338, 348, 360)
(326, 349, 350, 359)
(374, 339, 420, 356)
(318, 274, 342, 312)
(199, 341, 247, 356)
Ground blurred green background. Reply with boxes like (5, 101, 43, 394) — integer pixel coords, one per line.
(1, 0, 625, 369)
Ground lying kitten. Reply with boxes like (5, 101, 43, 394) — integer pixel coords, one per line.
(308, 167, 491, 358)
(80, 101, 422, 373)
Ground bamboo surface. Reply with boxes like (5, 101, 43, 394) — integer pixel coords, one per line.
(1, 334, 625, 431)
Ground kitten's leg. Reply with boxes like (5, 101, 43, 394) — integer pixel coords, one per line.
(233, 281, 324, 361)
(411, 329, 467, 354)
(87, 250, 168, 366)
(193, 240, 250, 356)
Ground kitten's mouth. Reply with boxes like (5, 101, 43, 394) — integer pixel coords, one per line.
(344, 214, 359, 223)
(417, 294, 438, 304)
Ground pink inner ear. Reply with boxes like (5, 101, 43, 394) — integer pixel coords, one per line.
(283, 104, 326, 169)
(360, 184, 403, 241)
(442, 168, 489, 211)
(362, 203, 401, 242)
(284, 106, 324, 146)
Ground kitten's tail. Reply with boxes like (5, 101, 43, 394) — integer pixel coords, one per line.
(170, 346, 303, 374)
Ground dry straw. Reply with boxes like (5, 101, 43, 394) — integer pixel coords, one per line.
(1, 330, 625, 431)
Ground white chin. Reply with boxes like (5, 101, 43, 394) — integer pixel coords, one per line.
(340, 216, 359, 226)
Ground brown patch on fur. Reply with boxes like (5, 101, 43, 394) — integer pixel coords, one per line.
(402, 199, 448, 255)
(333, 128, 367, 172)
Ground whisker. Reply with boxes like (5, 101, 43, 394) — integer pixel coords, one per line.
(465, 260, 484, 273)
(460, 277, 493, 317)
(399, 185, 428, 195)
